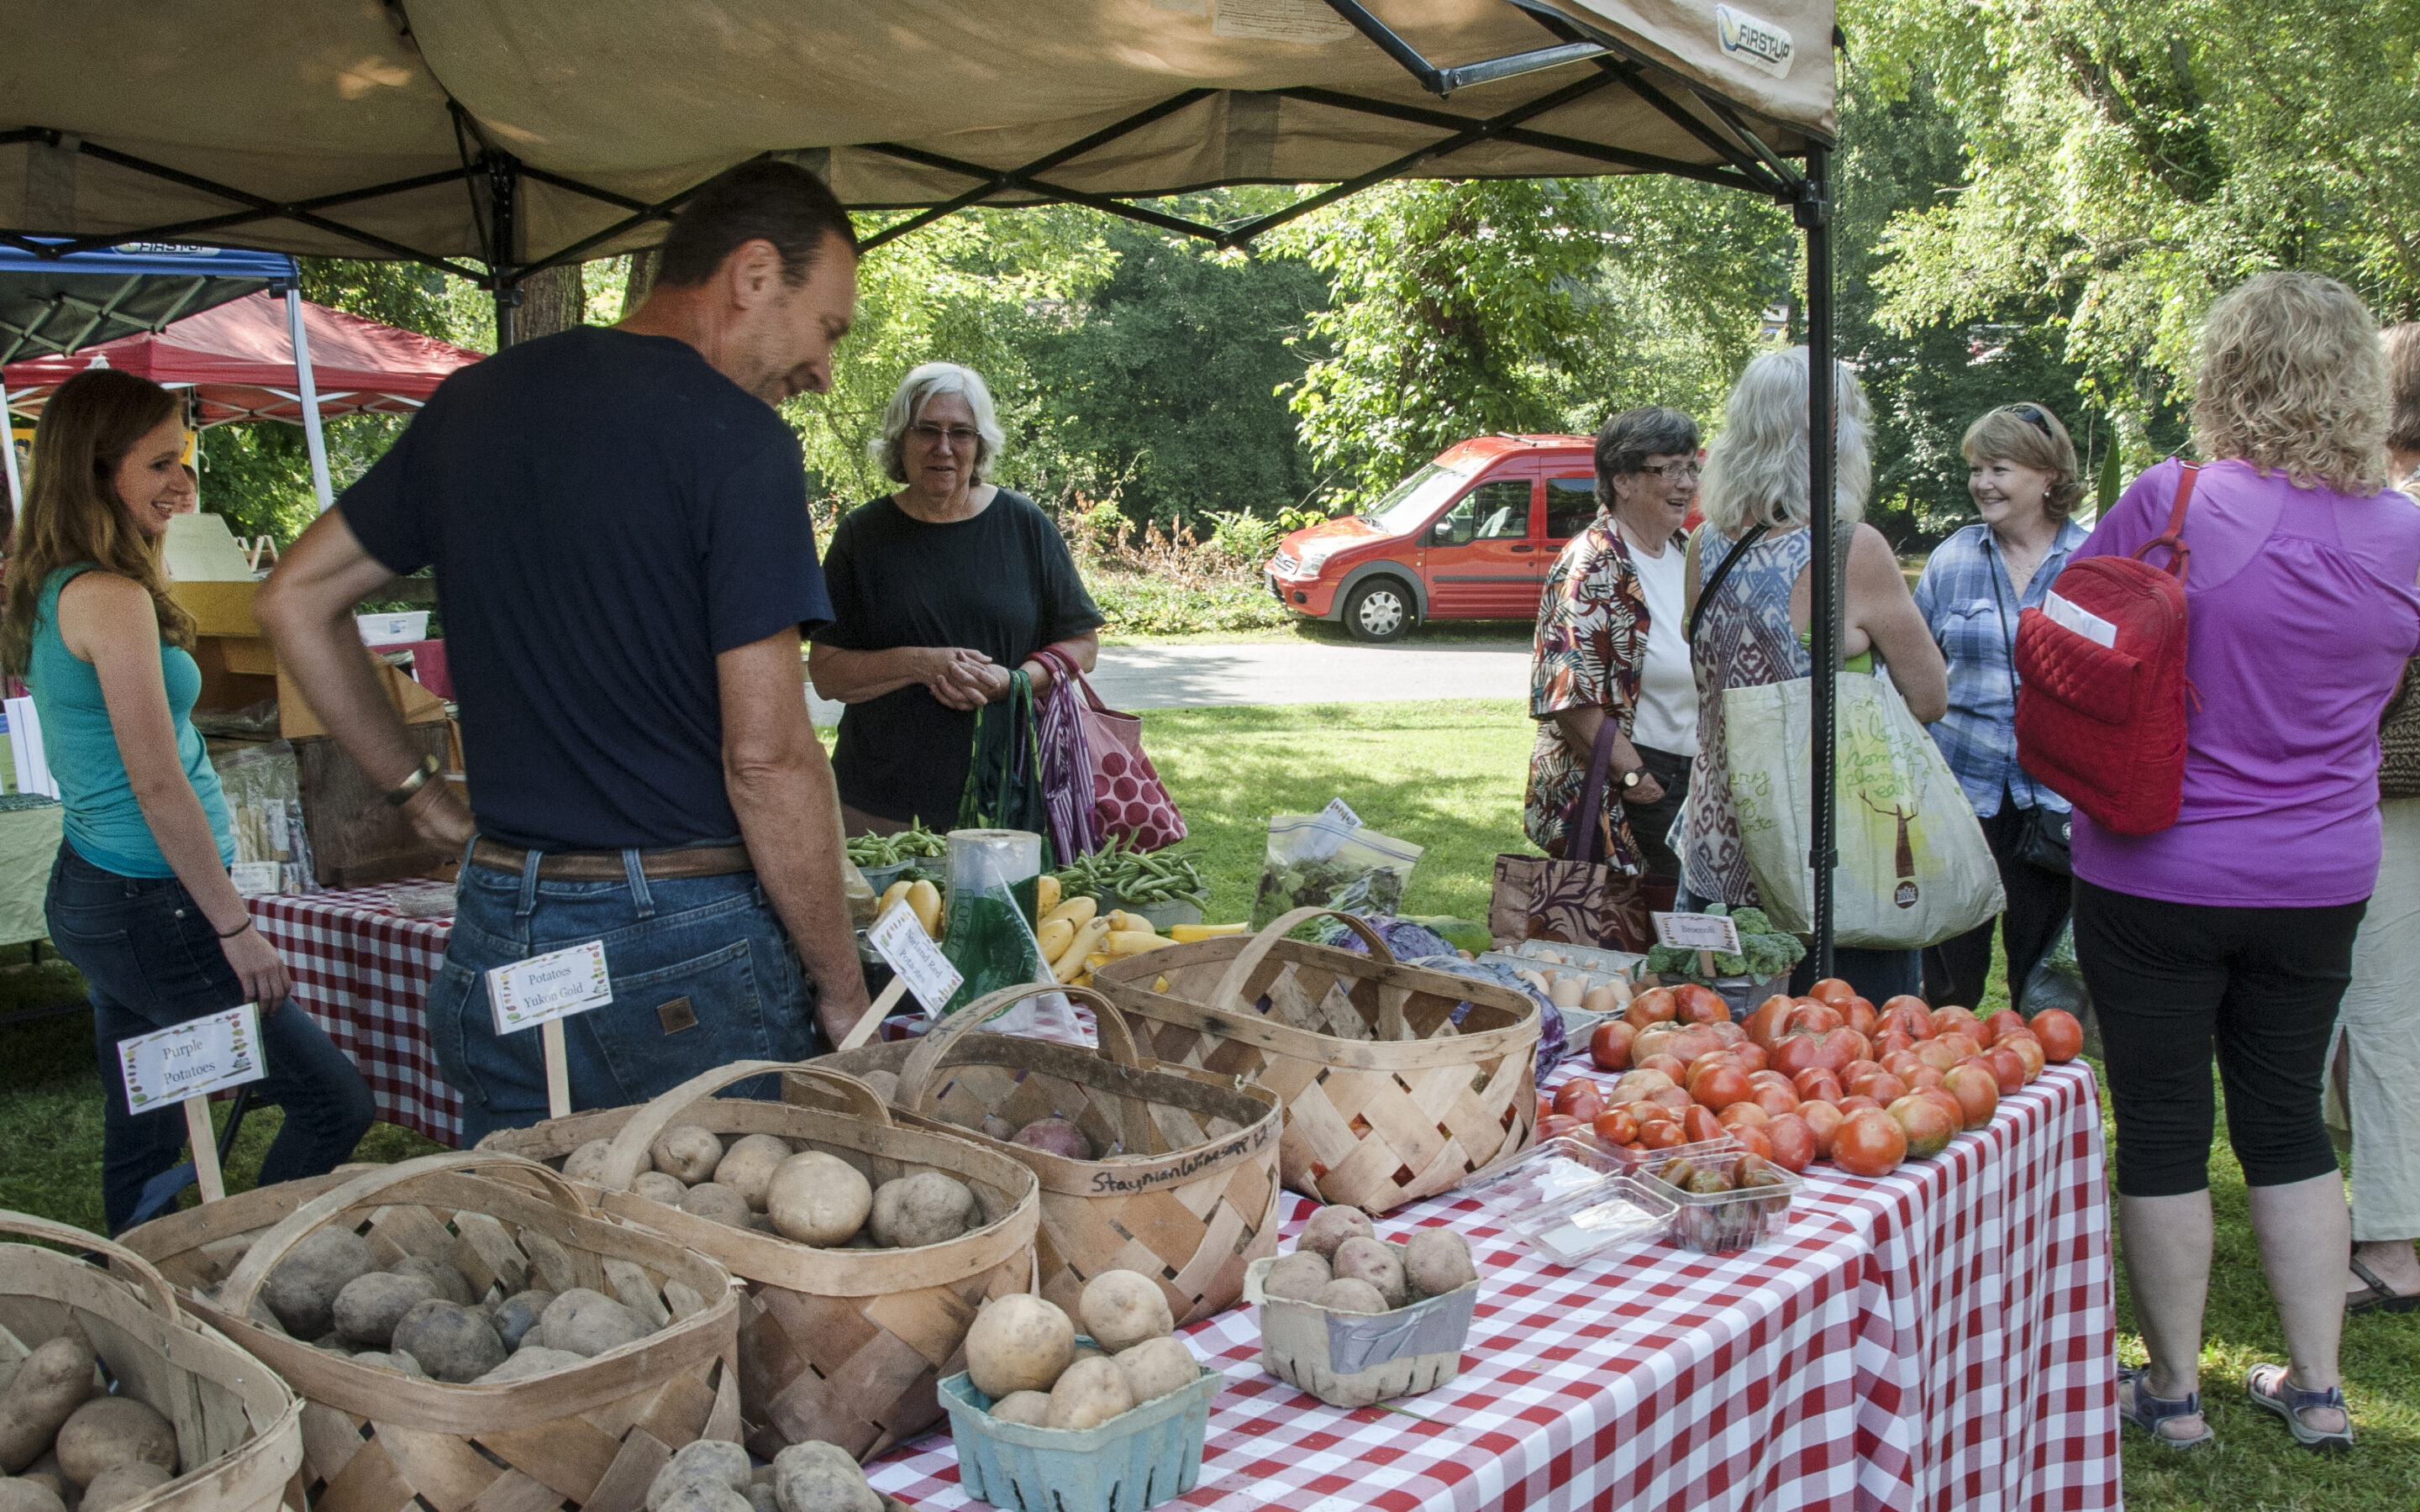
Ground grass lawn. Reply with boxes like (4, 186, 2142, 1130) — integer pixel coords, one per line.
(3, 697, 2417, 1506)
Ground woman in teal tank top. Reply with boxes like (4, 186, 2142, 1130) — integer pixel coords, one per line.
(1, 370, 369, 1233)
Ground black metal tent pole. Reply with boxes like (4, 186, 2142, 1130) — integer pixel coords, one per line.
(1798, 145, 1837, 976)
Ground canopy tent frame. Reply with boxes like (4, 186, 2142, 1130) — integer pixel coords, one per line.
(0, 0, 1849, 969)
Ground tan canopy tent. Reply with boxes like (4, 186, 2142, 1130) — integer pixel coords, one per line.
(2, 0, 1859, 963)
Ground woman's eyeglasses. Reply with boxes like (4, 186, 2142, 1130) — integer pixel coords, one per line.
(1638, 460, 1703, 480)
(909, 423, 982, 450)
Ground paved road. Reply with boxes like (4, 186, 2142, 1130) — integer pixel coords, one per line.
(807, 639, 1530, 722)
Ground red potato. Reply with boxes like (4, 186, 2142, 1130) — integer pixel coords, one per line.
(1797, 1100, 1845, 1157)
(1624, 987, 1680, 1029)
(1765, 1113, 1817, 1172)
(1588, 1021, 1637, 1072)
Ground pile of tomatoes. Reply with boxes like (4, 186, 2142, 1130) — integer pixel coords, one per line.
(1536, 979, 2086, 1180)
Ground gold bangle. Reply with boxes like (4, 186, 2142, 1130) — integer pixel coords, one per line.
(382, 753, 441, 807)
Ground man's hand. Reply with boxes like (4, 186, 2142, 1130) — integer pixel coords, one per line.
(401, 779, 476, 848)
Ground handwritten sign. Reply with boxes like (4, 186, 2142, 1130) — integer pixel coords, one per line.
(118, 1005, 264, 1111)
(1321, 796, 1363, 830)
(487, 940, 613, 1035)
(1651, 911, 1743, 954)
(868, 901, 963, 1018)
(229, 861, 282, 897)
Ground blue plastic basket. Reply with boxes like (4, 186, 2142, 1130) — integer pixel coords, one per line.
(937, 1358, 1219, 1512)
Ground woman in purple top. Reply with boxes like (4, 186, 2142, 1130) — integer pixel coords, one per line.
(2072, 273, 2420, 1453)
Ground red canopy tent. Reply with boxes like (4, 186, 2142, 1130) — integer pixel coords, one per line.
(3, 290, 481, 428)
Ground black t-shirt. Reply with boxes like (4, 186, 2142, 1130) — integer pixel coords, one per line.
(815, 490, 1102, 825)
(341, 327, 832, 852)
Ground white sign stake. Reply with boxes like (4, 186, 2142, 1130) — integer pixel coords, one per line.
(1652, 911, 1744, 954)
(487, 941, 613, 1120)
(118, 1005, 266, 1205)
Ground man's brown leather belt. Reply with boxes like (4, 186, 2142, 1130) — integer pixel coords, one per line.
(467, 839, 755, 881)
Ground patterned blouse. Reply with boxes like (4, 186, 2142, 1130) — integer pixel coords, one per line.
(1523, 516, 1680, 861)
(1682, 523, 1814, 905)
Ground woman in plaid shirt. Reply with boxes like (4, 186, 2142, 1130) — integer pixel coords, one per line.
(1912, 405, 2089, 1011)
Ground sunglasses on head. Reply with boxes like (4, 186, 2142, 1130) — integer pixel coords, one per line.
(2005, 404, 2054, 439)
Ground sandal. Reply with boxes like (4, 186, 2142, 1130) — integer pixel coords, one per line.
(2245, 1363, 2354, 1452)
(2345, 1256, 2420, 1315)
(2118, 1366, 2212, 1449)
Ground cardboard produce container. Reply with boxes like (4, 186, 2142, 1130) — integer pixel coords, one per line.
(1241, 1250, 1479, 1409)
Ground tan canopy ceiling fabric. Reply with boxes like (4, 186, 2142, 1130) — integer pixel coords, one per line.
(1, 0, 1833, 275)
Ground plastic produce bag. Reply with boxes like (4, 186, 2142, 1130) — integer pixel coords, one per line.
(1250, 811, 1423, 928)
(1723, 667, 2003, 949)
(2019, 917, 2103, 1058)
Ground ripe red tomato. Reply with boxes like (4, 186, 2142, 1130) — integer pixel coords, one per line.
(1881, 1048, 1925, 1079)
(1879, 1001, 1935, 1041)
(1765, 1112, 1816, 1173)
(1628, 1099, 1676, 1127)
(1684, 1050, 1734, 1089)
(1906, 1065, 1946, 1091)
(1794, 1069, 1844, 1105)
(1981, 1009, 2028, 1047)
(1786, 1001, 1846, 1036)
(1639, 1053, 1689, 1084)
(1624, 986, 1680, 1028)
(1849, 1070, 1909, 1105)
(1588, 1020, 1637, 1072)
(1876, 1029, 1916, 1058)
(1886, 1095, 1957, 1160)
(1936, 1032, 1983, 1063)
(1943, 1063, 1999, 1130)
(1731, 1040, 1769, 1074)
(1649, 1084, 1695, 1114)
(1749, 1068, 1797, 1094)
(1745, 994, 1796, 1050)
(1665, 1025, 1727, 1063)
(1707, 1020, 1747, 1048)
(1728, 1124, 1774, 1161)
(2028, 1009, 2085, 1063)
(1839, 1058, 1885, 1089)
(1914, 1086, 1967, 1131)
(1718, 1103, 1771, 1135)
(1693, 1065, 1754, 1111)
(1553, 1079, 1607, 1119)
(1539, 1114, 1582, 1141)
(1808, 977, 1856, 1005)
(1613, 1067, 1675, 1100)
(1639, 1120, 1685, 1150)
(1836, 1094, 1881, 1116)
(2001, 1032, 2046, 1083)
(1983, 1045, 2027, 1095)
(1674, 983, 1731, 1025)
(1681, 1105, 1725, 1144)
(1842, 996, 1879, 1037)
(1929, 1005, 1982, 1041)
(1831, 1109, 1909, 1177)
(1591, 1107, 1639, 1147)
(1796, 1099, 1844, 1156)
(1751, 1082, 1800, 1118)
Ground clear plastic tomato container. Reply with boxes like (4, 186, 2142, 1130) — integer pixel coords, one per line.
(1638, 1153, 1805, 1255)
(1583, 1131, 1744, 1175)
(1463, 1137, 1680, 1263)
(1463, 1135, 1630, 1216)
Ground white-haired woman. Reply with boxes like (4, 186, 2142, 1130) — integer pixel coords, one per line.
(808, 362, 1102, 834)
(1681, 347, 1948, 1004)
(2076, 275, 2420, 1454)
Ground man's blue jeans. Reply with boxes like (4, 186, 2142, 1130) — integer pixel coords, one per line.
(428, 846, 823, 1147)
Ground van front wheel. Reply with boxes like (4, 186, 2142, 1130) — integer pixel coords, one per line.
(1343, 580, 1414, 643)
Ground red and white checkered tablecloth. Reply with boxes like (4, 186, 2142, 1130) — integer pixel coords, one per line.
(864, 1063, 2117, 1512)
(249, 883, 462, 1147)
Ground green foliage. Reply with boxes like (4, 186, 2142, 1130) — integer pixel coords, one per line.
(1274, 176, 1792, 506)
(1843, 0, 2420, 461)
(1203, 508, 1286, 566)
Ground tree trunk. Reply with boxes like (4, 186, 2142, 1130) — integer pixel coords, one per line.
(622, 249, 661, 318)
(517, 262, 587, 341)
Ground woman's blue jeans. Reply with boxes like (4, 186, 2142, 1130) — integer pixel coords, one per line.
(428, 845, 822, 1147)
(45, 843, 376, 1234)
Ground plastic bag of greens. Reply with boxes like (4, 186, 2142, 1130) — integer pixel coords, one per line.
(1250, 811, 1423, 928)
(2019, 916, 2102, 1058)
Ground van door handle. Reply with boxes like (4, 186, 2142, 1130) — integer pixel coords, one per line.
(1509, 544, 1535, 553)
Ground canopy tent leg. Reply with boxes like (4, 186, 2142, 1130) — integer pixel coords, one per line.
(1798, 145, 1839, 976)
(0, 384, 22, 520)
(283, 284, 335, 514)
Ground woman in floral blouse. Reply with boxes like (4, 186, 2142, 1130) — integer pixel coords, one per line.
(1525, 407, 1702, 869)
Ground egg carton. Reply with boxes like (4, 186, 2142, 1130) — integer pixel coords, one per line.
(1481, 950, 1629, 999)
(1498, 939, 1645, 975)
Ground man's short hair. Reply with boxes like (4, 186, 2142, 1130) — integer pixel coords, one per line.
(654, 160, 858, 290)
(1594, 406, 1701, 500)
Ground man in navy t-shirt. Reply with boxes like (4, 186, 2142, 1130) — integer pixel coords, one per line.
(259, 160, 871, 1142)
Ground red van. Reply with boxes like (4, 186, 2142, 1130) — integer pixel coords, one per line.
(1264, 433, 1606, 642)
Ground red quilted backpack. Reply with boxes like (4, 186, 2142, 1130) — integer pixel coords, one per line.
(2014, 464, 2199, 835)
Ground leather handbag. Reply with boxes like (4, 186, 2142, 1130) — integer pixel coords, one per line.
(1990, 555, 2073, 875)
(2381, 659, 2420, 801)
(1032, 646, 1186, 853)
(1491, 720, 1651, 950)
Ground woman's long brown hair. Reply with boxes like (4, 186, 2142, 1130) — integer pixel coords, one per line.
(0, 369, 194, 678)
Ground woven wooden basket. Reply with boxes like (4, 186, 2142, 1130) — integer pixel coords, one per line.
(0, 1211, 302, 1512)
(797, 984, 1284, 1327)
(117, 1152, 741, 1512)
(477, 1063, 1040, 1464)
(1092, 907, 1541, 1215)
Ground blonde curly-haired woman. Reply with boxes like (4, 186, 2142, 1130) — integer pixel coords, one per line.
(2075, 273, 2420, 1453)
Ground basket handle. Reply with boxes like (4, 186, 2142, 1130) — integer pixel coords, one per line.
(1207, 908, 1406, 1038)
(895, 981, 1141, 1120)
(595, 1062, 890, 1192)
(217, 1151, 590, 1315)
(0, 1210, 185, 1328)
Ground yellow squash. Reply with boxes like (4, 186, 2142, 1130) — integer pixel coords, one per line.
(1169, 922, 1247, 942)
(1036, 917, 1076, 962)
(1034, 874, 1063, 918)
(1042, 895, 1098, 931)
(905, 879, 944, 937)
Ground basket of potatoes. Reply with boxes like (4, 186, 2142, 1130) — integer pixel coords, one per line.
(938, 1270, 1220, 1512)
(477, 1063, 1040, 1464)
(1240, 1205, 1482, 1410)
(116, 1152, 741, 1512)
(0, 1210, 301, 1512)
(795, 984, 1283, 1332)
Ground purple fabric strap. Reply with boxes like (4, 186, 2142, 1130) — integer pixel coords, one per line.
(1032, 645, 1103, 862)
(1565, 717, 1622, 869)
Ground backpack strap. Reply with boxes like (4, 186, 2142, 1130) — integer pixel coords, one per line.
(2131, 462, 2199, 584)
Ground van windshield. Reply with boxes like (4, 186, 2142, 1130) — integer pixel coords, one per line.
(1362, 463, 1471, 535)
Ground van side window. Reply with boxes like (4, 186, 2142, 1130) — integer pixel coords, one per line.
(1433, 480, 1534, 544)
(1545, 476, 1600, 542)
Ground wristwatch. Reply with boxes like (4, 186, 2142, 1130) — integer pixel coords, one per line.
(382, 753, 441, 807)
(1620, 768, 1644, 791)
